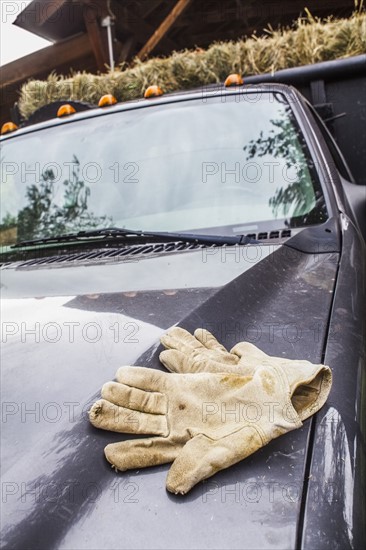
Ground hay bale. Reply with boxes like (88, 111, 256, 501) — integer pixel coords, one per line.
(18, 11, 366, 120)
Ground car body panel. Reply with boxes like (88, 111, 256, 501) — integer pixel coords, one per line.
(1, 243, 339, 549)
(301, 217, 366, 550)
(1, 83, 365, 549)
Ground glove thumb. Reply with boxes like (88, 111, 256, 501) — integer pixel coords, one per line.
(166, 426, 264, 495)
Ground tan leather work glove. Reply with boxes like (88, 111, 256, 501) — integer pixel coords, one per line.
(160, 327, 331, 417)
(89, 329, 332, 495)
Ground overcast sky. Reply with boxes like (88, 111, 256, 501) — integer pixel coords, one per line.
(1, 1, 51, 66)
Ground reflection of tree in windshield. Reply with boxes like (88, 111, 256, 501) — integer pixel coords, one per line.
(0, 213, 17, 245)
(243, 109, 316, 219)
(14, 156, 112, 242)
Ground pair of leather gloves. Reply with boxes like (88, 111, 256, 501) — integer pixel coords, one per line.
(89, 328, 332, 495)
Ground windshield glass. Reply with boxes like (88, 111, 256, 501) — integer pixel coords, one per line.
(0, 92, 327, 246)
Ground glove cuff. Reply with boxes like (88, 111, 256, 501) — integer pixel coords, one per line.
(277, 362, 332, 422)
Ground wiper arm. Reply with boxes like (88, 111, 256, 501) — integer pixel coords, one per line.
(144, 231, 256, 245)
(12, 227, 257, 249)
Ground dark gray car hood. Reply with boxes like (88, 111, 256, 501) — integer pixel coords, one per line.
(0, 244, 338, 550)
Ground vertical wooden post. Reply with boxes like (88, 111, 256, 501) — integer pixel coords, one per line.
(83, 2, 109, 71)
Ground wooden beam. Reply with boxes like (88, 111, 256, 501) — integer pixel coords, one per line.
(0, 33, 92, 88)
(118, 36, 136, 64)
(137, 0, 192, 60)
(113, 2, 177, 51)
(141, 0, 166, 19)
(37, 0, 68, 26)
(83, 5, 109, 71)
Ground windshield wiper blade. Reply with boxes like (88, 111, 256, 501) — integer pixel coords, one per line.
(12, 227, 257, 248)
(11, 227, 138, 248)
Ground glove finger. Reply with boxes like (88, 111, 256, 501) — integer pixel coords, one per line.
(89, 399, 168, 436)
(160, 327, 205, 353)
(101, 381, 167, 415)
(105, 437, 181, 471)
(160, 349, 242, 374)
(159, 349, 189, 373)
(166, 426, 264, 495)
(115, 366, 168, 392)
(193, 328, 230, 353)
(230, 341, 269, 361)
